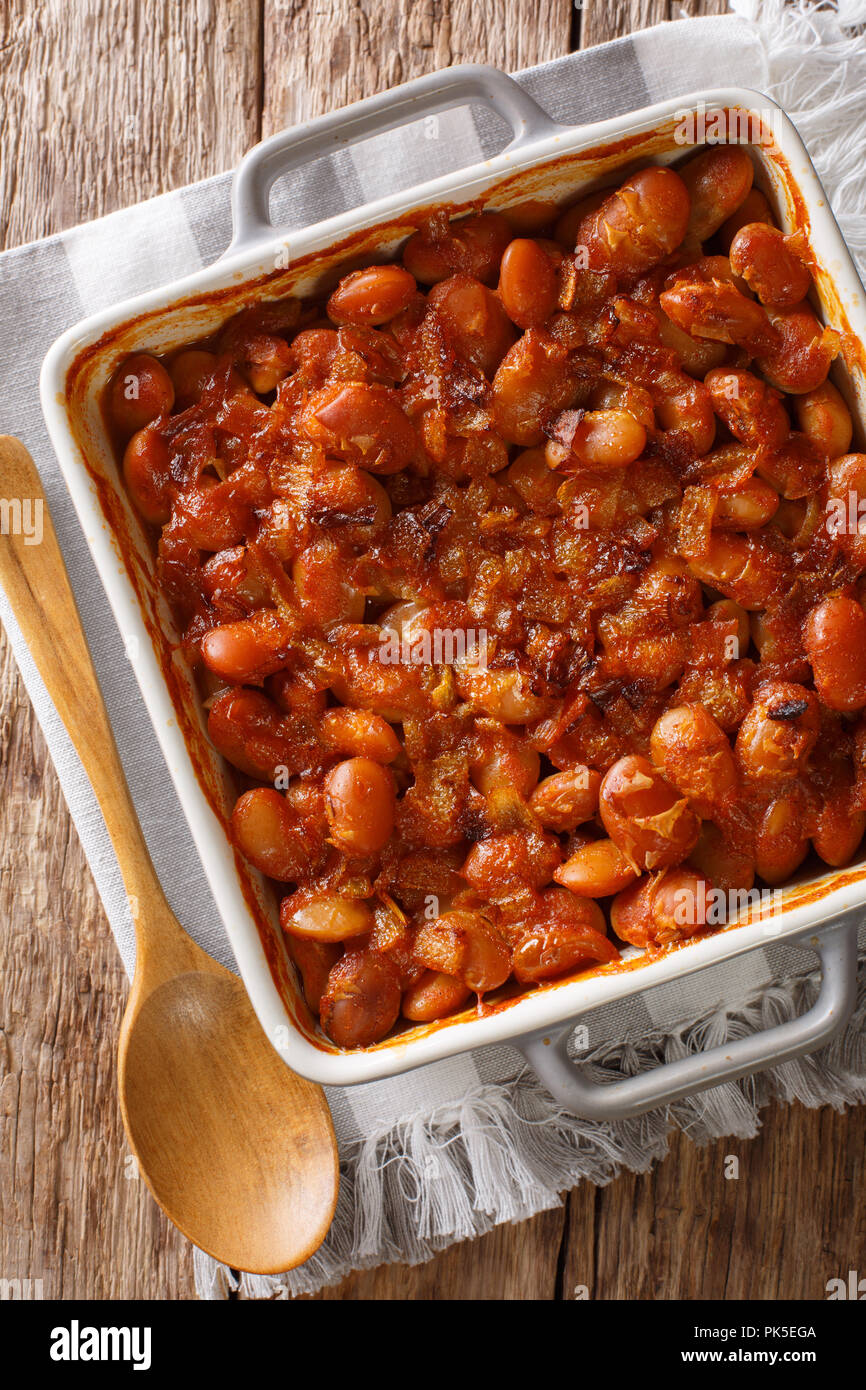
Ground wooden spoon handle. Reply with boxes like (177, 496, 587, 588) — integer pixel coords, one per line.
(0, 436, 168, 916)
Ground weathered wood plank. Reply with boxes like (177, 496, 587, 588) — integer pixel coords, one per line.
(261, 0, 574, 132)
(0, 0, 262, 247)
(561, 1107, 866, 1299)
(0, 0, 263, 1300)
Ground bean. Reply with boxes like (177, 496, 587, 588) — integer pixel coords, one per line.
(287, 936, 342, 1012)
(454, 663, 554, 724)
(108, 352, 175, 438)
(706, 598, 751, 654)
(441, 211, 513, 283)
(268, 670, 327, 719)
(553, 189, 608, 248)
(679, 145, 754, 242)
(281, 892, 374, 942)
(292, 538, 366, 626)
(498, 238, 560, 328)
(704, 367, 790, 451)
(327, 264, 417, 325)
(299, 381, 417, 473)
(470, 724, 540, 798)
(320, 708, 401, 763)
(506, 447, 561, 514)
(755, 303, 837, 394)
(717, 187, 774, 252)
(491, 328, 587, 446)
(231, 787, 310, 880)
(589, 380, 656, 432)
(734, 681, 819, 780)
(290, 326, 340, 377)
(803, 594, 866, 713)
(208, 687, 300, 781)
(376, 598, 430, 642)
(713, 477, 780, 530)
(462, 830, 561, 896)
(412, 908, 511, 992)
(218, 300, 299, 393)
(653, 305, 726, 376)
(402, 971, 472, 1023)
(169, 349, 219, 408)
(754, 790, 810, 884)
(200, 545, 269, 615)
(577, 166, 691, 275)
(320, 951, 402, 1046)
(636, 555, 704, 620)
(826, 455, 866, 570)
(308, 462, 392, 542)
(402, 212, 512, 286)
(122, 425, 173, 525)
(324, 757, 396, 854)
(748, 612, 805, 678)
(201, 609, 294, 684)
(546, 408, 646, 470)
(689, 822, 755, 894)
(529, 766, 601, 831)
(330, 650, 428, 722)
(755, 432, 822, 501)
(285, 775, 328, 834)
(598, 630, 689, 693)
(611, 866, 713, 948)
(554, 837, 640, 897)
(649, 704, 737, 818)
(794, 380, 853, 459)
(771, 498, 809, 542)
(685, 532, 785, 610)
(504, 199, 559, 234)
(599, 754, 700, 871)
(660, 275, 774, 351)
(728, 223, 811, 308)
(812, 799, 866, 868)
(511, 889, 616, 984)
(653, 376, 715, 455)
(178, 465, 271, 551)
(427, 274, 517, 377)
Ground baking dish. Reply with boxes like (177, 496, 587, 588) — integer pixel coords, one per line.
(40, 66, 864, 1116)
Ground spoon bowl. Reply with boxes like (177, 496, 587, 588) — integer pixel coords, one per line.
(121, 965, 337, 1272)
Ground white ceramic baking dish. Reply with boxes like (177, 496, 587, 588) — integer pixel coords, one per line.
(41, 67, 865, 1116)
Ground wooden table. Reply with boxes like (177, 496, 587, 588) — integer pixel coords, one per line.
(1, 0, 864, 1301)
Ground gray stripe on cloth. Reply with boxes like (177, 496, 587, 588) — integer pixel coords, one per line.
(270, 146, 367, 236)
(513, 35, 653, 129)
(179, 173, 234, 267)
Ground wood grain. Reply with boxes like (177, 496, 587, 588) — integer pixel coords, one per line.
(261, 0, 574, 132)
(1, 0, 864, 1302)
(0, 0, 262, 249)
(0, 0, 263, 1304)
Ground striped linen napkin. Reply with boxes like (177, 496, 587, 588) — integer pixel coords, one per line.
(1, 0, 865, 1297)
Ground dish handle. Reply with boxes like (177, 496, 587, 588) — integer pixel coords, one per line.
(227, 63, 563, 254)
(518, 921, 859, 1120)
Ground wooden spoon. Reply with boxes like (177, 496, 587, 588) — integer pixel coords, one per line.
(0, 436, 338, 1275)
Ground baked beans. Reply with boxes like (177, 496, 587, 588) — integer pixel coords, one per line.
(108, 147, 863, 1048)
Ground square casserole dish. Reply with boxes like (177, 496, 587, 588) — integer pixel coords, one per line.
(40, 68, 865, 1108)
